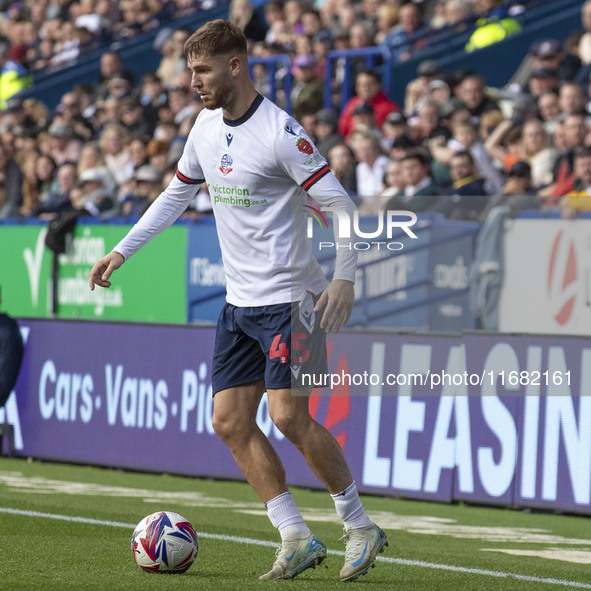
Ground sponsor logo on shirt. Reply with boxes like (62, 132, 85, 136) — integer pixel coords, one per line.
(207, 183, 268, 209)
(219, 153, 233, 175)
(296, 138, 313, 155)
(304, 151, 324, 171)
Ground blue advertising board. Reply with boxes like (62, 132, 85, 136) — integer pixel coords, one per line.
(186, 219, 226, 323)
(3, 320, 590, 514)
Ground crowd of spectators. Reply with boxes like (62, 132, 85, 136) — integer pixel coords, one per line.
(0, 0, 590, 223)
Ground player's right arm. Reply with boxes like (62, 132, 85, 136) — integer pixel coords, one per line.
(89, 251, 124, 290)
(88, 122, 205, 290)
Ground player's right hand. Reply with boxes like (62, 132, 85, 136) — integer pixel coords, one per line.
(88, 251, 125, 291)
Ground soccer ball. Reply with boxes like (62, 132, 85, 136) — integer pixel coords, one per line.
(131, 511, 199, 573)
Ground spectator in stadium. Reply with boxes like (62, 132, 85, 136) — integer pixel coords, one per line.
(105, 75, 133, 100)
(480, 160, 540, 221)
(428, 79, 453, 111)
(120, 164, 162, 218)
(541, 112, 588, 200)
(411, 99, 451, 147)
(374, 4, 400, 45)
(0, 97, 32, 136)
(404, 59, 443, 115)
(577, 0, 591, 65)
(429, 150, 488, 220)
(442, 0, 476, 31)
(155, 27, 191, 87)
(389, 133, 416, 161)
(128, 138, 150, 173)
(94, 50, 134, 101)
(518, 119, 558, 189)
(381, 2, 427, 62)
(347, 102, 384, 143)
(310, 30, 333, 78)
(54, 90, 94, 142)
(378, 158, 404, 203)
(300, 7, 323, 39)
(30, 161, 78, 219)
(19, 151, 41, 216)
(382, 111, 410, 151)
(139, 73, 167, 110)
(353, 131, 389, 207)
(168, 84, 199, 125)
(0, 144, 23, 219)
(384, 149, 440, 212)
(531, 39, 581, 83)
(0, 41, 33, 109)
(119, 96, 157, 142)
(47, 121, 83, 166)
(33, 154, 59, 203)
(430, 119, 504, 194)
(558, 81, 588, 117)
(338, 69, 400, 138)
(484, 116, 524, 173)
(229, 0, 267, 43)
(146, 138, 172, 175)
(50, 22, 82, 66)
(479, 108, 505, 143)
(77, 143, 118, 198)
(89, 18, 386, 584)
(349, 21, 374, 53)
(98, 123, 134, 187)
(527, 67, 559, 99)
(71, 166, 118, 219)
(327, 142, 358, 197)
(552, 118, 568, 153)
(455, 74, 499, 123)
(537, 91, 562, 134)
(560, 146, 591, 218)
(509, 39, 582, 92)
(290, 54, 324, 123)
(315, 108, 343, 159)
(263, 0, 285, 41)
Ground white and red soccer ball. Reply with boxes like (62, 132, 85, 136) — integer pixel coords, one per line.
(131, 511, 199, 573)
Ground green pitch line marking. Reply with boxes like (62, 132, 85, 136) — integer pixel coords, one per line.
(1, 507, 590, 590)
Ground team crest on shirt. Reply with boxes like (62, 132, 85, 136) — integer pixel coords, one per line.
(296, 137, 313, 155)
(219, 153, 233, 175)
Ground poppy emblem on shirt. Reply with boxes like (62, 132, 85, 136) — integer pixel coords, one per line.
(296, 138, 313, 155)
(219, 153, 233, 175)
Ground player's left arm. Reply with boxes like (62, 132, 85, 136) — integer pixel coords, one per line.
(306, 172, 358, 332)
(273, 119, 358, 332)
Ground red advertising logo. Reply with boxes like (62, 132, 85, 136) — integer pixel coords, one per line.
(309, 340, 350, 449)
(547, 230, 577, 325)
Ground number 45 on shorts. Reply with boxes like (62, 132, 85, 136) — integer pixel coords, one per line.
(269, 334, 310, 365)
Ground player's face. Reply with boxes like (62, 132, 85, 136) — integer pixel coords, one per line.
(188, 53, 236, 111)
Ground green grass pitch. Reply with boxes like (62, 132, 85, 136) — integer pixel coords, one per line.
(0, 457, 589, 591)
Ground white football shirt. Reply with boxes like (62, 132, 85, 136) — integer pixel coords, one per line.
(114, 95, 357, 306)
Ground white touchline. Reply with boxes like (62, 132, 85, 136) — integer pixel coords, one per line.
(1, 507, 590, 590)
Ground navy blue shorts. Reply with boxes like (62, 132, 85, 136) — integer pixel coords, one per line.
(211, 292, 328, 394)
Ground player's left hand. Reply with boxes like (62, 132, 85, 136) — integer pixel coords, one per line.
(314, 279, 354, 333)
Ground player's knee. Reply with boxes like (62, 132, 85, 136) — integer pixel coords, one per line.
(212, 410, 243, 442)
(270, 409, 303, 441)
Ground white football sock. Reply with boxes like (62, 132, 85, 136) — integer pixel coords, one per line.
(266, 491, 311, 541)
(331, 481, 372, 531)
